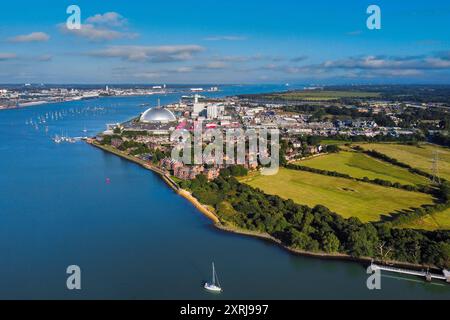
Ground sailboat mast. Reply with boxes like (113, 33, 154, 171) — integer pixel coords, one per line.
(212, 263, 215, 285)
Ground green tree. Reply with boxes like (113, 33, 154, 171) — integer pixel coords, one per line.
(289, 229, 311, 250)
(346, 223, 379, 257)
(326, 145, 340, 153)
(322, 233, 341, 253)
(439, 243, 450, 268)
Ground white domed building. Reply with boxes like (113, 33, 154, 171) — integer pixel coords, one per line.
(140, 107, 177, 124)
(121, 107, 178, 136)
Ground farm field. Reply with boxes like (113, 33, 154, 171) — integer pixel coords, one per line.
(356, 143, 450, 181)
(297, 151, 429, 186)
(398, 208, 450, 231)
(240, 168, 435, 222)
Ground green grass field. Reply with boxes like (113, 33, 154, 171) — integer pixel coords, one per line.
(240, 168, 435, 222)
(357, 143, 450, 181)
(297, 151, 429, 186)
(268, 90, 380, 101)
(397, 208, 450, 231)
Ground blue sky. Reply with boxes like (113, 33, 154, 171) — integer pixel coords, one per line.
(0, 0, 450, 84)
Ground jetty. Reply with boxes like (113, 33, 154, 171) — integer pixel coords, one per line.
(370, 262, 450, 283)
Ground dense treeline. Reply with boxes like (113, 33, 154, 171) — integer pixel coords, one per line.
(99, 134, 168, 163)
(284, 105, 372, 121)
(288, 145, 450, 228)
(243, 85, 450, 104)
(120, 130, 149, 138)
(182, 174, 450, 268)
(355, 147, 438, 181)
(285, 163, 433, 194)
(429, 132, 450, 148)
(326, 85, 450, 104)
(387, 182, 450, 226)
(99, 134, 120, 145)
(220, 165, 249, 177)
(320, 134, 426, 144)
(287, 152, 450, 228)
(389, 203, 450, 227)
(395, 107, 450, 134)
(281, 104, 397, 126)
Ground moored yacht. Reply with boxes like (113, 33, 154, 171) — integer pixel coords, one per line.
(204, 262, 222, 293)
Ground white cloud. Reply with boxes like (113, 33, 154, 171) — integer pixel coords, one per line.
(217, 55, 251, 62)
(174, 67, 194, 73)
(58, 12, 136, 41)
(130, 72, 163, 79)
(377, 69, 423, 76)
(37, 54, 52, 62)
(86, 12, 127, 27)
(0, 53, 17, 60)
(291, 55, 308, 62)
(88, 45, 204, 62)
(162, 61, 229, 75)
(9, 32, 50, 43)
(195, 61, 227, 70)
(58, 23, 137, 41)
(321, 55, 450, 70)
(213, 54, 284, 63)
(424, 57, 450, 68)
(204, 35, 247, 41)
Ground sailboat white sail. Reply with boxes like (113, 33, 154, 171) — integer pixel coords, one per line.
(204, 262, 222, 292)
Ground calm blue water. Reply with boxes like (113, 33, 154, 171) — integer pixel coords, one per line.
(0, 85, 450, 299)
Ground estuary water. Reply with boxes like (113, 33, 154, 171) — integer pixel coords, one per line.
(0, 85, 450, 299)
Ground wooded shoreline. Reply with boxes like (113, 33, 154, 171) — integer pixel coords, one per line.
(87, 140, 446, 275)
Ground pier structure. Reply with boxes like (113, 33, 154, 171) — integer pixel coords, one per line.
(370, 262, 450, 283)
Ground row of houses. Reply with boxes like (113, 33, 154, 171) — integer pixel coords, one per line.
(160, 158, 221, 181)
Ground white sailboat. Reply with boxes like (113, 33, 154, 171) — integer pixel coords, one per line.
(53, 135, 62, 144)
(204, 262, 222, 293)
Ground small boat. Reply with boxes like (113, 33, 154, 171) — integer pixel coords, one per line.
(53, 135, 62, 144)
(204, 262, 222, 293)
